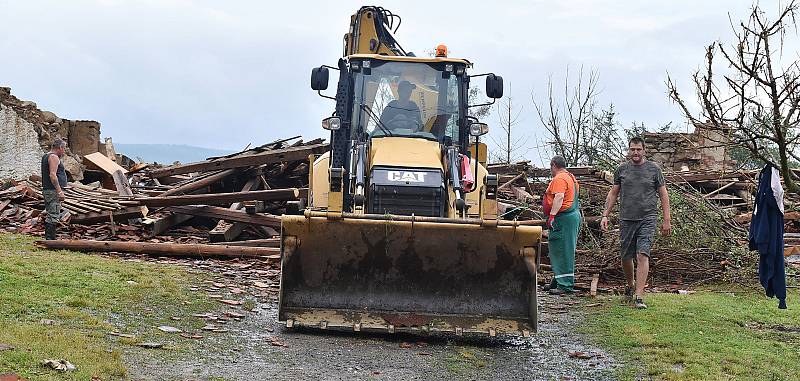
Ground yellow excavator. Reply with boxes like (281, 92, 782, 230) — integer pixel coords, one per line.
(278, 6, 542, 336)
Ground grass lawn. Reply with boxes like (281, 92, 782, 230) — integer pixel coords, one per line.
(582, 284, 800, 381)
(0, 233, 215, 380)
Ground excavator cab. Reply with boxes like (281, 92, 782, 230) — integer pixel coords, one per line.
(278, 7, 541, 337)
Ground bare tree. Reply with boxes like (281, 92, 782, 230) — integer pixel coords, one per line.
(533, 66, 624, 167)
(489, 94, 529, 163)
(587, 104, 628, 169)
(667, 1, 800, 191)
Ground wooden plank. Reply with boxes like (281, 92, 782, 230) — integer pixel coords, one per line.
(64, 199, 103, 213)
(128, 162, 150, 174)
(590, 273, 600, 297)
(165, 205, 282, 228)
(61, 200, 94, 214)
(157, 174, 193, 185)
(702, 181, 737, 198)
(69, 181, 121, 196)
(498, 172, 526, 190)
(70, 206, 147, 225)
(35, 239, 281, 260)
(112, 169, 147, 223)
(112, 169, 133, 196)
(148, 143, 328, 177)
(83, 152, 127, 176)
(133, 188, 302, 207)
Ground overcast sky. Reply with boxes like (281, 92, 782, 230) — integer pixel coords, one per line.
(0, 0, 790, 159)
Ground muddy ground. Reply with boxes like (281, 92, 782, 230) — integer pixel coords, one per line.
(120, 258, 621, 381)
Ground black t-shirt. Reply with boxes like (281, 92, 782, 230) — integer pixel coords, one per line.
(379, 100, 423, 130)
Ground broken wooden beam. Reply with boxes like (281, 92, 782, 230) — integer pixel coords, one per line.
(148, 143, 328, 177)
(159, 168, 240, 197)
(209, 177, 260, 243)
(132, 188, 302, 207)
(70, 206, 148, 225)
(142, 213, 193, 236)
(165, 205, 282, 228)
(498, 172, 526, 190)
(35, 239, 280, 260)
(209, 221, 245, 242)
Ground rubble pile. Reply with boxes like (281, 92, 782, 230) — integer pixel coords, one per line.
(1, 132, 795, 290)
(0, 136, 327, 257)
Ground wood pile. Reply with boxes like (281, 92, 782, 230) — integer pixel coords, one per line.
(1, 136, 328, 258)
(0, 178, 144, 227)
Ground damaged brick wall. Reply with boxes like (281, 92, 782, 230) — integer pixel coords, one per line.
(644, 123, 737, 171)
(0, 87, 110, 181)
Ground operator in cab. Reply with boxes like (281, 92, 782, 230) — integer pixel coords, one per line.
(379, 80, 423, 131)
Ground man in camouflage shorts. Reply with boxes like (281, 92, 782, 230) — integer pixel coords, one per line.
(600, 137, 672, 309)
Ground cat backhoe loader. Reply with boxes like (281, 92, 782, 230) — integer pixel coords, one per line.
(278, 6, 542, 336)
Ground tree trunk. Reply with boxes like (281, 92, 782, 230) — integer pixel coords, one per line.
(778, 146, 799, 192)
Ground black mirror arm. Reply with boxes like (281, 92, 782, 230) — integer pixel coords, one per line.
(467, 98, 496, 108)
(317, 90, 336, 101)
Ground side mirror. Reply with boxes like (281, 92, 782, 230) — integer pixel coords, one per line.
(311, 67, 329, 91)
(485, 74, 504, 99)
(322, 116, 341, 131)
(469, 121, 489, 137)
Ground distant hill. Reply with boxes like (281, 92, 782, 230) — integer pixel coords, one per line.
(114, 143, 236, 165)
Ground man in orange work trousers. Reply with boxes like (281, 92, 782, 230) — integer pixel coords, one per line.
(543, 155, 581, 295)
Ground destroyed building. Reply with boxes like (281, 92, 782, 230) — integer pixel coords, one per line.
(0, 86, 119, 181)
(643, 122, 737, 172)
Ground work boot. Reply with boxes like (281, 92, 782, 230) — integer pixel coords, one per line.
(44, 223, 56, 240)
(624, 286, 634, 303)
(548, 287, 572, 296)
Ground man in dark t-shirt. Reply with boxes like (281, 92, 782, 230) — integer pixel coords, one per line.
(600, 137, 672, 309)
(379, 80, 423, 131)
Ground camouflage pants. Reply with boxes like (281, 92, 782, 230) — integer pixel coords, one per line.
(42, 189, 62, 225)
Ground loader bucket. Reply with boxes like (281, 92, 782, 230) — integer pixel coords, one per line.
(278, 212, 542, 336)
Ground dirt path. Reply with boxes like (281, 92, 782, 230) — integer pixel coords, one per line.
(121, 258, 619, 381)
